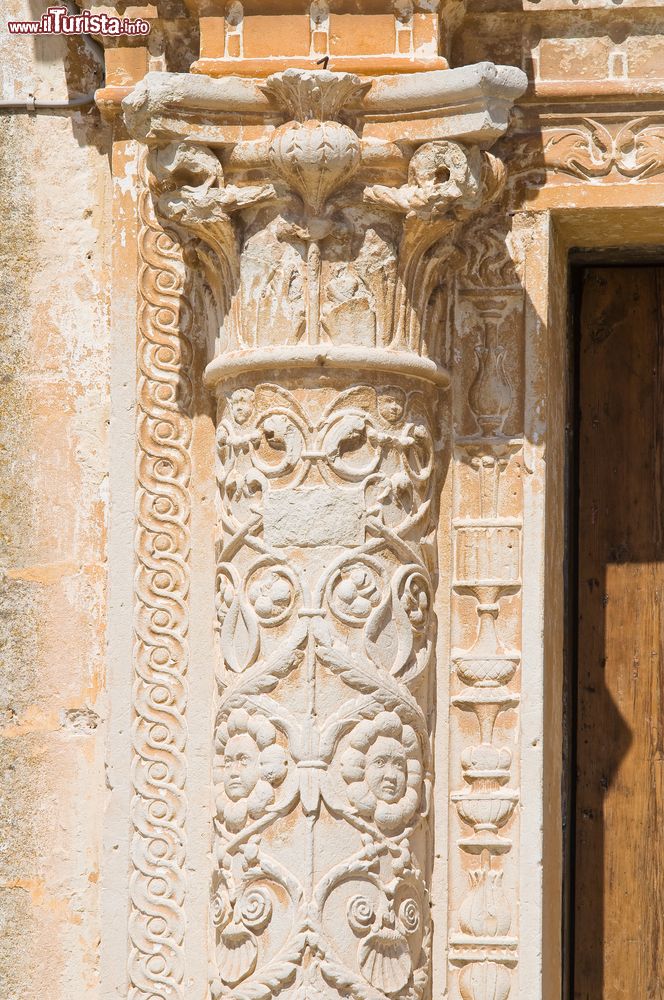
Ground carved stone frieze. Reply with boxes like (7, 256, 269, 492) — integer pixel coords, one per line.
(542, 115, 664, 180)
(503, 112, 664, 189)
(210, 376, 438, 1000)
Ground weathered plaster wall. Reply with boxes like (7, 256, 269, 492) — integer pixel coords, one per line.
(0, 7, 111, 998)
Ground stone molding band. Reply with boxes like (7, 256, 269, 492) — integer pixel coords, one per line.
(204, 346, 451, 390)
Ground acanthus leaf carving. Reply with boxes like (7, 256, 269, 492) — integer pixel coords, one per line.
(143, 72, 510, 365)
(259, 68, 370, 125)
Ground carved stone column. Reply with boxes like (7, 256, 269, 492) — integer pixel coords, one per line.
(124, 62, 525, 1000)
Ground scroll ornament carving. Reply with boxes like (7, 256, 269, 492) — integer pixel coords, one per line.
(364, 140, 505, 253)
(542, 116, 664, 180)
(507, 115, 664, 186)
(130, 155, 193, 1000)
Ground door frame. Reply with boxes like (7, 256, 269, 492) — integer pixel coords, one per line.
(511, 202, 664, 1000)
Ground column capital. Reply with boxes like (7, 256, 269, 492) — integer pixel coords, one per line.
(124, 63, 525, 387)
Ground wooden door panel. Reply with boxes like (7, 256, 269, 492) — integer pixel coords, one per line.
(574, 266, 664, 999)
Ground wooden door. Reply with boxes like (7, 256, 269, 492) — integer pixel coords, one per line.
(573, 266, 664, 998)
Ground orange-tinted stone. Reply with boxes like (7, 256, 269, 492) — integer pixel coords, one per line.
(329, 14, 396, 57)
(626, 35, 664, 79)
(539, 35, 612, 81)
(413, 12, 438, 56)
(200, 16, 226, 59)
(243, 14, 310, 59)
(104, 46, 148, 87)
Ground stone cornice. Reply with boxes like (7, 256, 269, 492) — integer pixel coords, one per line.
(522, 78, 664, 105)
(122, 62, 527, 147)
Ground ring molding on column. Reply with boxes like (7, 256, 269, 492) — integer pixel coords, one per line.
(204, 345, 451, 389)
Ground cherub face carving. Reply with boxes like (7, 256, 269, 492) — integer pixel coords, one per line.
(377, 387, 406, 425)
(224, 733, 261, 802)
(230, 389, 255, 425)
(341, 712, 422, 836)
(365, 736, 408, 804)
(216, 709, 288, 833)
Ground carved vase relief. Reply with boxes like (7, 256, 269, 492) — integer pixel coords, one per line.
(126, 59, 524, 1000)
(447, 233, 525, 998)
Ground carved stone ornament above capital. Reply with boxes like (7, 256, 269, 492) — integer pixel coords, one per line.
(259, 68, 371, 124)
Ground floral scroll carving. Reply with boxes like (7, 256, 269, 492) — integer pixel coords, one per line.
(542, 116, 664, 180)
(505, 113, 664, 189)
(210, 380, 437, 1000)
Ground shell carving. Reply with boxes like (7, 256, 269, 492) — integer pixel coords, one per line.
(218, 924, 258, 986)
(358, 928, 412, 996)
(269, 119, 361, 214)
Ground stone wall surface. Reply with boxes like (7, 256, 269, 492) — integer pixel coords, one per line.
(1, 0, 663, 999)
(0, 4, 111, 998)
